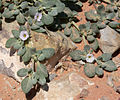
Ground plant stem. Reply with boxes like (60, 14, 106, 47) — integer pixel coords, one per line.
(82, 35, 87, 45)
(71, 21, 80, 31)
(31, 58, 35, 71)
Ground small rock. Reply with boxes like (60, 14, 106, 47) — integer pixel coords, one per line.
(113, 57, 120, 68)
(107, 75, 114, 88)
(99, 26, 120, 54)
(115, 86, 120, 94)
(98, 96, 110, 100)
(78, 89, 89, 98)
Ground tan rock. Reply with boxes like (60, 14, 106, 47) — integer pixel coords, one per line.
(99, 26, 120, 54)
(35, 72, 94, 100)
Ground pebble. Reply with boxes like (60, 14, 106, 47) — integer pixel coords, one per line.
(115, 86, 120, 94)
(76, 89, 89, 99)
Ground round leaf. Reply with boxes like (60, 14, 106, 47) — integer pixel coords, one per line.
(17, 68, 28, 77)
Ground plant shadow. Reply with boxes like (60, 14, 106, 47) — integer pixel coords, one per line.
(26, 84, 49, 100)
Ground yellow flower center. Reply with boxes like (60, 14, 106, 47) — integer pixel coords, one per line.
(88, 56, 91, 58)
(23, 34, 26, 37)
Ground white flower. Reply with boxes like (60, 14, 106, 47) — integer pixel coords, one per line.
(86, 54, 95, 63)
(19, 31, 29, 41)
(34, 12, 42, 22)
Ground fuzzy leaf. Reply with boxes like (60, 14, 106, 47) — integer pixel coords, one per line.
(31, 24, 40, 30)
(12, 30, 20, 38)
(38, 74, 46, 85)
(90, 39, 99, 51)
(101, 53, 112, 62)
(17, 68, 28, 77)
(21, 77, 33, 93)
(42, 14, 54, 25)
(36, 62, 48, 78)
(84, 45, 90, 53)
(103, 60, 117, 72)
(29, 7, 37, 17)
(16, 13, 26, 25)
(84, 63, 96, 78)
(87, 35, 95, 42)
(3, 9, 14, 18)
(20, 1, 28, 9)
(64, 27, 72, 36)
(38, 54, 45, 61)
(48, 9, 58, 16)
(5, 38, 17, 48)
(13, 41, 24, 50)
(108, 21, 120, 29)
(17, 47, 26, 56)
(70, 50, 84, 61)
(85, 10, 99, 21)
(95, 66, 104, 77)
(42, 48, 55, 59)
(22, 49, 31, 62)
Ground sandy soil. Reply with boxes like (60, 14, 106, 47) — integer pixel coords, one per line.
(0, 1, 120, 100)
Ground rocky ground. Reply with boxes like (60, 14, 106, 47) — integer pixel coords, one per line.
(0, 1, 120, 100)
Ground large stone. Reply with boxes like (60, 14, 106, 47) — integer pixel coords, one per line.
(35, 72, 94, 100)
(0, 19, 76, 82)
(99, 26, 120, 54)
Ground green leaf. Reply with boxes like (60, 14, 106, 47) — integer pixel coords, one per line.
(22, 48, 31, 62)
(17, 68, 28, 77)
(31, 73, 37, 85)
(70, 28, 82, 43)
(42, 14, 54, 25)
(17, 47, 26, 56)
(3, 9, 14, 18)
(36, 62, 48, 78)
(101, 53, 112, 62)
(38, 54, 45, 61)
(69, 50, 84, 61)
(42, 48, 55, 59)
(21, 77, 33, 93)
(95, 66, 104, 77)
(29, 7, 37, 17)
(12, 30, 20, 38)
(84, 63, 96, 78)
(13, 41, 24, 50)
(20, 1, 28, 9)
(48, 9, 58, 16)
(87, 35, 95, 42)
(16, 13, 26, 25)
(56, 2, 65, 13)
(84, 45, 90, 53)
(38, 74, 46, 85)
(106, 13, 115, 20)
(28, 17, 33, 26)
(103, 60, 117, 72)
(13, 9, 20, 16)
(5, 38, 17, 48)
(108, 21, 120, 29)
(64, 27, 72, 36)
(8, 4, 14, 10)
(31, 24, 40, 30)
(97, 5, 105, 15)
(34, 28, 46, 33)
(90, 39, 99, 51)
(85, 10, 99, 21)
